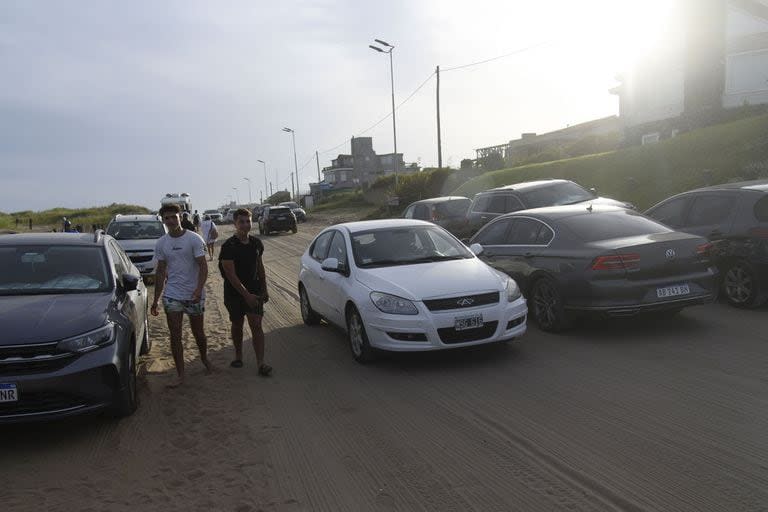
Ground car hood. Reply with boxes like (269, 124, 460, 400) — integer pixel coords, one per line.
(115, 239, 159, 251)
(0, 293, 112, 345)
(355, 258, 506, 300)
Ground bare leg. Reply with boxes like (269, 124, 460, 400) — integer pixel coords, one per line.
(230, 316, 245, 363)
(165, 311, 185, 387)
(245, 313, 265, 366)
(189, 314, 214, 374)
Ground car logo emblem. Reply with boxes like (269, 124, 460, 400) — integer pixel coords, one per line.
(457, 298, 474, 306)
(665, 249, 676, 260)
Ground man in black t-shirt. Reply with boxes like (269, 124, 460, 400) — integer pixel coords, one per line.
(219, 208, 272, 376)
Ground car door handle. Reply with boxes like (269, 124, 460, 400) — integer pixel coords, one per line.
(524, 252, 534, 259)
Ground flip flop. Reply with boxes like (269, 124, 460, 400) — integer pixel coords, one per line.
(258, 364, 273, 377)
(230, 360, 243, 368)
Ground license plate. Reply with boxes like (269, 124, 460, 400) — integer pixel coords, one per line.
(455, 314, 483, 331)
(656, 284, 690, 298)
(277, 216, 286, 220)
(0, 383, 18, 403)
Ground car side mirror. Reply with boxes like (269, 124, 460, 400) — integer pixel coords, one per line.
(589, 187, 597, 194)
(122, 273, 140, 292)
(321, 257, 342, 272)
(469, 243, 484, 256)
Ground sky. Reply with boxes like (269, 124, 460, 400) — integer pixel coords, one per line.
(0, 0, 676, 212)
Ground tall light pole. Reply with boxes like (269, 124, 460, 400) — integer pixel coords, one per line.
(257, 159, 268, 203)
(369, 38, 398, 189)
(243, 177, 252, 204)
(232, 187, 239, 204)
(282, 127, 299, 200)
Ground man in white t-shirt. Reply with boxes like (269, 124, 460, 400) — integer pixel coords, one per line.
(151, 203, 214, 387)
(200, 214, 218, 261)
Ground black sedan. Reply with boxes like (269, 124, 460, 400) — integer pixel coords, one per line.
(468, 205, 718, 331)
(0, 232, 149, 422)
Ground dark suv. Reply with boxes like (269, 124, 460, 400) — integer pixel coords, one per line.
(465, 179, 633, 234)
(259, 205, 297, 235)
(402, 196, 471, 235)
(0, 232, 149, 423)
(646, 179, 768, 308)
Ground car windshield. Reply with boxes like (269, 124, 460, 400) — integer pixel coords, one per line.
(351, 225, 473, 268)
(0, 245, 111, 295)
(519, 182, 595, 208)
(107, 221, 165, 240)
(562, 210, 670, 242)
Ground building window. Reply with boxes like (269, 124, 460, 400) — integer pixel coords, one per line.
(642, 132, 660, 145)
(327, 173, 336, 183)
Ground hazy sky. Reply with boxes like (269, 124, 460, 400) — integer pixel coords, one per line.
(0, 0, 675, 212)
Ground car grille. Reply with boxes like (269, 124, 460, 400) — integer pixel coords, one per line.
(438, 321, 499, 344)
(0, 391, 88, 416)
(424, 292, 500, 312)
(0, 342, 76, 375)
(128, 255, 153, 263)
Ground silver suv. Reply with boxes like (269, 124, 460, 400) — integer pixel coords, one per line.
(106, 214, 167, 280)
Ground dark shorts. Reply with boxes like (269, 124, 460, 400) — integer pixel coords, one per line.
(224, 293, 264, 321)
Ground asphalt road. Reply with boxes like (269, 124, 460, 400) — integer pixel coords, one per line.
(2, 219, 768, 512)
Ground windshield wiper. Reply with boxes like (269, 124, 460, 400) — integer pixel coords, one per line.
(404, 255, 468, 263)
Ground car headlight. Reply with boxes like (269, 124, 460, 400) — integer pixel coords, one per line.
(57, 323, 116, 353)
(370, 292, 419, 315)
(506, 279, 522, 302)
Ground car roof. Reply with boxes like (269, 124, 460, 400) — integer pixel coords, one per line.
(482, 179, 566, 194)
(497, 203, 628, 221)
(111, 214, 161, 222)
(682, 179, 768, 194)
(410, 196, 469, 205)
(332, 219, 434, 233)
(0, 232, 109, 246)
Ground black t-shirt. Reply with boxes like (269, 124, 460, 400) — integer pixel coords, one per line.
(219, 235, 264, 297)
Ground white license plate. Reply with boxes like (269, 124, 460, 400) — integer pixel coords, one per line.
(656, 284, 690, 298)
(455, 314, 483, 331)
(0, 383, 18, 403)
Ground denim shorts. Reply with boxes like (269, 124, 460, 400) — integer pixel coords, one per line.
(163, 297, 205, 316)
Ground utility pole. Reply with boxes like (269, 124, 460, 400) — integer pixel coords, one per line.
(315, 150, 321, 182)
(290, 172, 295, 199)
(269, 181, 273, 196)
(436, 65, 443, 169)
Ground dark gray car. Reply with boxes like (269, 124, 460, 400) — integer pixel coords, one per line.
(402, 196, 471, 235)
(0, 232, 149, 423)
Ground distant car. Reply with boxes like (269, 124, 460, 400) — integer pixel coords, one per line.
(259, 206, 297, 235)
(203, 209, 223, 222)
(298, 219, 528, 363)
(469, 204, 718, 331)
(465, 179, 634, 235)
(0, 232, 149, 422)
(279, 201, 307, 222)
(106, 214, 167, 280)
(402, 196, 471, 235)
(645, 179, 768, 308)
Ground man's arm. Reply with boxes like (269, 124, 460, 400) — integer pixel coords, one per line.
(192, 256, 208, 302)
(150, 260, 167, 316)
(257, 253, 268, 303)
(221, 260, 262, 308)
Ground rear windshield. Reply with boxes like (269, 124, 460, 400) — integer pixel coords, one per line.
(107, 221, 165, 240)
(561, 211, 670, 242)
(518, 182, 595, 208)
(269, 207, 292, 217)
(434, 199, 470, 217)
(754, 196, 768, 222)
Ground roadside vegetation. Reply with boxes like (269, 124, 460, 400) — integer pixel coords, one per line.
(0, 203, 150, 233)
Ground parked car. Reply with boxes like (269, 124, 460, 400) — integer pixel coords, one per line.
(106, 214, 167, 281)
(645, 179, 768, 308)
(259, 205, 297, 235)
(0, 232, 149, 422)
(279, 201, 307, 222)
(402, 196, 471, 235)
(469, 204, 718, 331)
(252, 204, 271, 225)
(203, 209, 223, 222)
(298, 219, 528, 363)
(465, 179, 634, 235)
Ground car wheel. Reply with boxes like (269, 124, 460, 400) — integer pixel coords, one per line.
(292, 224, 298, 234)
(299, 285, 321, 325)
(111, 343, 138, 417)
(347, 306, 376, 363)
(139, 315, 151, 355)
(531, 278, 570, 332)
(723, 260, 765, 308)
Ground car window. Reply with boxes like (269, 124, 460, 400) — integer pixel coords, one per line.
(310, 231, 334, 261)
(753, 196, 768, 222)
(472, 194, 491, 213)
(403, 205, 415, 219)
(434, 198, 470, 217)
(647, 197, 689, 228)
(0, 245, 110, 294)
(108, 241, 128, 277)
(327, 232, 348, 267)
(487, 194, 508, 213)
(562, 211, 670, 242)
(506, 195, 525, 212)
(686, 195, 736, 226)
(506, 218, 548, 245)
(413, 204, 430, 220)
(473, 218, 513, 245)
(536, 224, 555, 244)
(518, 182, 594, 208)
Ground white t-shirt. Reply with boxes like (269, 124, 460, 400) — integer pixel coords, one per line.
(200, 219, 217, 243)
(155, 230, 207, 300)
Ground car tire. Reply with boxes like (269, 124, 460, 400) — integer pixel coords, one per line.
(723, 259, 766, 308)
(139, 315, 151, 355)
(111, 343, 138, 417)
(299, 285, 321, 325)
(347, 306, 376, 364)
(531, 277, 570, 332)
(292, 225, 298, 234)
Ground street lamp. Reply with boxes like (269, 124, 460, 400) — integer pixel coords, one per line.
(369, 38, 398, 189)
(243, 177, 252, 204)
(232, 187, 239, 204)
(282, 127, 299, 200)
(257, 159, 268, 203)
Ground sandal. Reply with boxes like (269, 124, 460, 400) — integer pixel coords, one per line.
(258, 364, 273, 377)
(230, 360, 243, 368)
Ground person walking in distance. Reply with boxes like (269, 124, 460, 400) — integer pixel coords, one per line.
(151, 203, 214, 387)
(200, 214, 219, 261)
(219, 208, 272, 376)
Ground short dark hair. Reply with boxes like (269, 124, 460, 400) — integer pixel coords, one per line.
(234, 208, 252, 221)
(159, 204, 181, 216)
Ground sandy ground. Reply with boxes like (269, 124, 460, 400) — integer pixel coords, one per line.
(2, 212, 768, 511)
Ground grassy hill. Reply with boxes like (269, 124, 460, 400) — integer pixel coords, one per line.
(0, 203, 151, 233)
(452, 113, 768, 210)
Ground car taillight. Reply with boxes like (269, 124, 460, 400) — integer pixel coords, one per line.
(591, 253, 640, 270)
(748, 227, 768, 239)
(696, 242, 713, 255)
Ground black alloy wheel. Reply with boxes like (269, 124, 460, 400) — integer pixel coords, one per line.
(531, 278, 570, 332)
(724, 260, 765, 308)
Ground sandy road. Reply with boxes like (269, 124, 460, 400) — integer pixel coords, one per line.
(2, 215, 768, 512)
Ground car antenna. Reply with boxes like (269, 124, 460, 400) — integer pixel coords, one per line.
(586, 203, 593, 212)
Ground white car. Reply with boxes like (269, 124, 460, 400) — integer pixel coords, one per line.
(106, 214, 167, 280)
(298, 219, 528, 363)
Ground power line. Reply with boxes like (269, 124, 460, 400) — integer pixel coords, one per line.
(442, 39, 556, 72)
